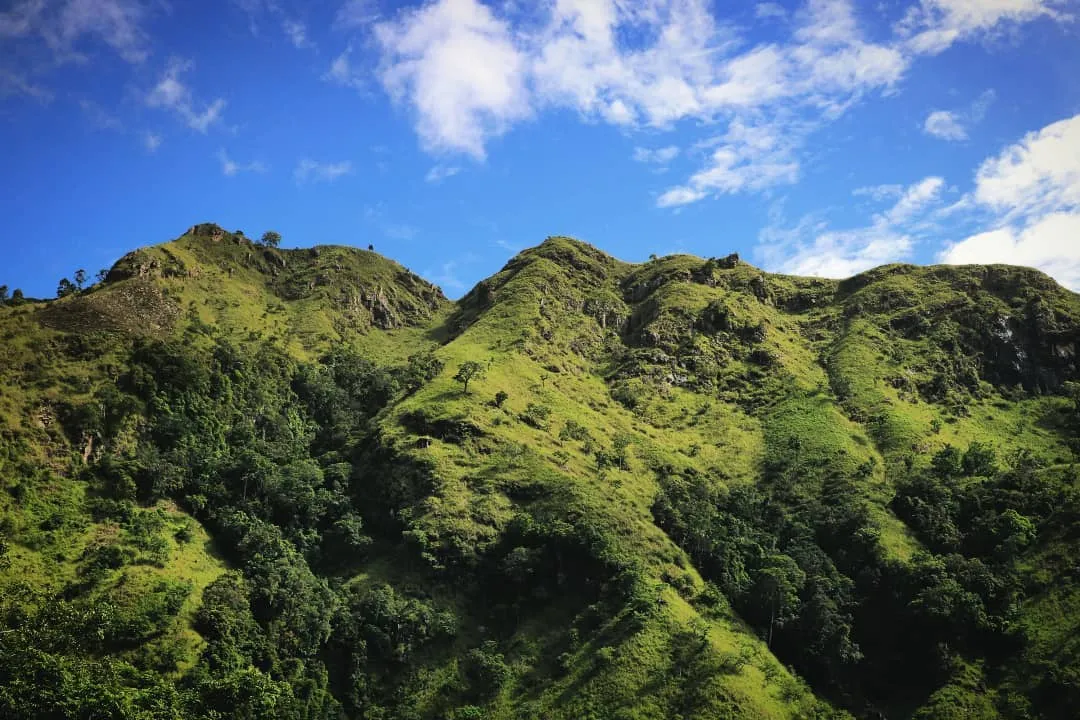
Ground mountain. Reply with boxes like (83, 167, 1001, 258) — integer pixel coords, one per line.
(1, 225, 1078, 720)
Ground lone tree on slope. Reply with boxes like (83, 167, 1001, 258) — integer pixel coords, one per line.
(454, 361, 485, 394)
(260, 231, 282, 248)
(57, 278, 77, 298)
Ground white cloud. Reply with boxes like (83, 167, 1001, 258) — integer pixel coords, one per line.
(425, 164, 460, 183)
(142, 131, 161, 152)
(0, 0, 154, 64)
(633, 146, 680, 164)
(971, 113, 1080, 218)
(756, 2, 788, 20)
(294, 158, 354, 184)
(335, 0, 379, 30)
(761, 176, 946, 277)
(853, 183, 904, 201)
(78, 98, 121, 130)
(424, 260, 466, 291)
(657, 186, 707, 209)
(373, 0, 531, 159)
(217, 149, 267, 176)
(369, 0, 1065, 210)
(898, 0, 1071, 55)
(0, 67, 53, 101)
(924, 109, 967, 140)
(658, 116, 802, 206)
(324, 47, 365, 90)
(282, 18, 312, 49)
(923, 89, 995, 141)
(765, 113, 1080, 288)
(940, 213, 1080, 289)
(937, 112, 1080, 289)
(145, 58, 226, 133)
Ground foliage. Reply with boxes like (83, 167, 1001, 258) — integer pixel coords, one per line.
(259, 231, 282, 248)
(453, 360, 485, 394)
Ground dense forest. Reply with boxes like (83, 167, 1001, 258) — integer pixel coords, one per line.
(1, 225, 1078, 719)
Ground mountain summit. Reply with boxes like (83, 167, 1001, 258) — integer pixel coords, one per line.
(1, 226, 1078, 719)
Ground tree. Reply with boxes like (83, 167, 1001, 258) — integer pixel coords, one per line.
(11, 288, 23, 304)
(95, 269, 108, 284)
(0, 285, 7, 302)
(57, 278, 77, 298)
(962, 442, 997, 477)
(454, 361, 485, 394)
(367, 244, 374, 251)
(73, 269, 87, 290)
(931, 445, 964, 479)
(400, 350, 444, 394)
(260, 231, 282, 248)
(754, 553, 805, 647)
(494, 390, 509, 408)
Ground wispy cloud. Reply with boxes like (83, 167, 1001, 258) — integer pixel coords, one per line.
(335, 0, 379, 30)
(659, 116, 803, 207)
(294, 158, 354, 184)
(924, 110, 967, 141)
(755, 2, 788, 20)
(853, 183, 904, 202)
(896, 0, 1071, 56)
(323, 47, 366, 90)
(217, 149, 267, 176)
(78, 99, 122, 130)
(0, 0, 155, 65)
(282, 18, 312, 49)
(763, 109, 1080, 290)
(633, 146, 680, 165)
(142, 131, 161, 152)
(425, 164, 460, 183)
(423, 260, 466, 291)
(760, 176, 947, 277)
(145, 58, 226, 133)
(923, 89, 996, 141)
(0, 67, 53, 101)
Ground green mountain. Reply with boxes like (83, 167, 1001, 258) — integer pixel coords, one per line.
(2, 225, 1078, 720)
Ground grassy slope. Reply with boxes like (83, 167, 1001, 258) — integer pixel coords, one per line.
(2, 229, 1079, 718)
(0, 226, 450, 677)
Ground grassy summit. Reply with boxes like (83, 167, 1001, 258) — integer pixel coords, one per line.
(1, 226, 1078, 719)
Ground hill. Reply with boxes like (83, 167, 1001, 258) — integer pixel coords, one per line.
(1, 226, 1078, 719)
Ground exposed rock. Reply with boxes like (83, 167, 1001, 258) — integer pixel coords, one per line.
(187, 222, 227, 239)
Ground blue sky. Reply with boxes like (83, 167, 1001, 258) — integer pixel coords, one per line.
(2, 0, 1079, 299)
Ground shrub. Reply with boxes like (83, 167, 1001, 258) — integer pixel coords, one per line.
(520, 403, 552, 430)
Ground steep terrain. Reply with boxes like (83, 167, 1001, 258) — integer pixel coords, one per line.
(1, 225, 1078, 719)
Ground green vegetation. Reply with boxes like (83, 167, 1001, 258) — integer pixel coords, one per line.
(1, 227, 1078, 719)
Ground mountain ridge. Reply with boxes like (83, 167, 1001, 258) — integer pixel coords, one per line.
(1, 224, 1078, 719)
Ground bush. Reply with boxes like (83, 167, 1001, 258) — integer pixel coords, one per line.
(463, 642, 511, 700)
(559, 419, 590, 442)
(520, 403, 552, 430)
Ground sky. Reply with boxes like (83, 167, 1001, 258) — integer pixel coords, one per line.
(1, 0, 1079, 300)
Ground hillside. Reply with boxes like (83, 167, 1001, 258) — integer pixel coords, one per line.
(1, 226, 1078, 719)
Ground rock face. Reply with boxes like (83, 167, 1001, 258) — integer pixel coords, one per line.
(187, 223, 227, 239)
(105, 248, 188, 283)
(980, 309, 1080, 392)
